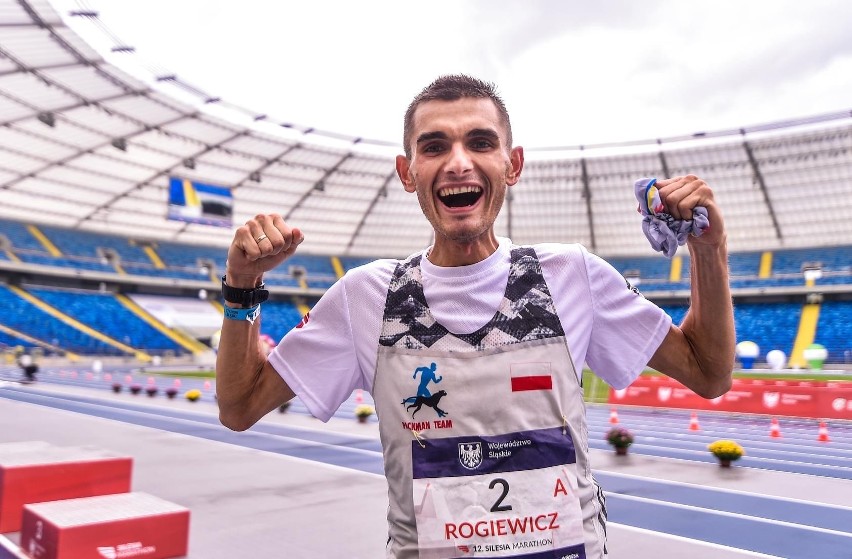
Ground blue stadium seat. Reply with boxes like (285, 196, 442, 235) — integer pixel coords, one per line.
(816, 301, 852, 364)
(28, 287, 185, 356)
(258, 300, 305, 341)
(0, 285, 123, 356)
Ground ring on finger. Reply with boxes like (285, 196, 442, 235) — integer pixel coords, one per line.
(255, 234, 268, 243)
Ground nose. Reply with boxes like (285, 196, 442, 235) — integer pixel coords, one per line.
(445, 142, 473, 175)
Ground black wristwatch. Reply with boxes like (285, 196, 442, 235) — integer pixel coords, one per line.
(221, 275, 269, 308)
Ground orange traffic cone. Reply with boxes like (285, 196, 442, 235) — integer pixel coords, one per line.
(689, 412, 700, 431)
(355, 389, 364, 404)
(770, 417, 782, 438)
(817, 421, 830, 442)
(609, 408, 619, 424)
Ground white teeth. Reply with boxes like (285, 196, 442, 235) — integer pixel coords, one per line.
(438, 185, 482, 197)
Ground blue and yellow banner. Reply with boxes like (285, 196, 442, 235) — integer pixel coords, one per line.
(167, 177, 233, 228)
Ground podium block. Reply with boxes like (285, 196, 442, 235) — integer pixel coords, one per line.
(0, 442, 132, 533)
(20, 492, 189, 559)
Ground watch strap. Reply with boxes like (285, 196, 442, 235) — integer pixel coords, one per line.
(221, 275, 269, 307)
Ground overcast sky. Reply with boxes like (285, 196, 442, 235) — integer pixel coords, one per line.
(60, 0, 852, 150)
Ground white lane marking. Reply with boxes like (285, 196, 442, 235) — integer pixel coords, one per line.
(2, 390, 386, 479)
(609, 522, 785, 558)
(609, 492, 852, 538)
(595, 468, 852, 512)
(0, 534, 31, 558)
(593, 440, 852, 472)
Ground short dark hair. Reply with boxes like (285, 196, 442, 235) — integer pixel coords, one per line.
(402, 74, 512, 159)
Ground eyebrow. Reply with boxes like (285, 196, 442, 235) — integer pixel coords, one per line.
(415, 131, 448, 144)
(415, 128, 501, 145)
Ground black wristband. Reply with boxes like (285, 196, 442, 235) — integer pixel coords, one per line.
(221, 276, 269, 308)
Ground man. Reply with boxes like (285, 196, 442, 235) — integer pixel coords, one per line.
(18, 352, 38, 383)
(216, 75, 735, 558)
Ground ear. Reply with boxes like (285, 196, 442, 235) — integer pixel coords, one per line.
(506, 146, 524, 186)
(396, 154, 416, 193)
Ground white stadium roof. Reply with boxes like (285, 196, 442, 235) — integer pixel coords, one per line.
(1, 0, 851, 257)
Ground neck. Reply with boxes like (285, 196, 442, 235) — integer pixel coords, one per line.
(427, 233, 500, 267)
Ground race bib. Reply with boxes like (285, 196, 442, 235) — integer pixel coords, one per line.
(412, 427, 586, 559)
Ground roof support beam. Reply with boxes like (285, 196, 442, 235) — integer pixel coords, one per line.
(285, 153, 352, 220)
(657, 139, 671, 178)
(75, 125, 243, 226)
(741, 130, 783, 241)
(345, 171, 397, 253)
(579, 153, 596, 252)
(230, 144, 302, 192)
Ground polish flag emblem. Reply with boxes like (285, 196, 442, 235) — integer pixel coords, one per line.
(296, 312, 310, 328)
(510, 362, 552, 392)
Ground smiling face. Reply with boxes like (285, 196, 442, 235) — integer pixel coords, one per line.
(396, 97, 524, 266)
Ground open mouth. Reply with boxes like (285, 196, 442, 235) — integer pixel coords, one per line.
(438, 185, 483, 208)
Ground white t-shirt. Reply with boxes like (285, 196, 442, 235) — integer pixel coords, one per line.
(269, 238, 672, 421)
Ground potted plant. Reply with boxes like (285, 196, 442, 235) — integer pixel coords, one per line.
(354, 404, 375, 423)
(605, 426, 634, 455)
(185, 389, 202, 402)
(165, 387, 179, 400)
(279, 401, 291, 413)
(145, 386, 159, 397)
(111, 383, 122, 394)
(708, 439, 744, 467)
(129, 384, 143, 395)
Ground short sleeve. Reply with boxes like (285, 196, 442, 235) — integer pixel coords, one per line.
(267, 278, 364, 422)
(583, 250, 672, 389)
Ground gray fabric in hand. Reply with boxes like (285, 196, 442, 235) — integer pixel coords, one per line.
(634, 177, 709, 258)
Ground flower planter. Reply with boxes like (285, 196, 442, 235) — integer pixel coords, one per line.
(354, 404, 375, 423)
(111, 384, 122, 394)
(129, 385, 142, 395)
(708, 440, 744, 467)
(606, 427, 634, 455)
(165, 389, 178, 400)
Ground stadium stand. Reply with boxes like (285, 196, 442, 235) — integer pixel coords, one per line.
(1, 218, 849, 364)
(259, 300, 308, 341)
(0, 284, 124, 356)
(0, 1, 849, 366)
(26, 286, 186, 356)
(816, 300, 852, 363)
(0, 330, 35, 351)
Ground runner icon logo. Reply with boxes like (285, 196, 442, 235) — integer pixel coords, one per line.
(401, 362, 449, 418)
